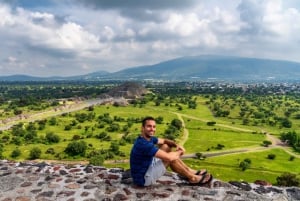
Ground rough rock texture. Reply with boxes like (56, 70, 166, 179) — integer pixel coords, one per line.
(0, 160, 299, 201)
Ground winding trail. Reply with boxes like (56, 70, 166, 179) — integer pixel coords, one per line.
(0, 98, 114, 131)
(173, 112, 189, 146)
(173, 112, 300, 160)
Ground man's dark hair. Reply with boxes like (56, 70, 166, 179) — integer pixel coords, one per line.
(142, 116, 155, 127)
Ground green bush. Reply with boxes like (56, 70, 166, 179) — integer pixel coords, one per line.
(45, 132, 60, 143)
(239, 158, 251, 171)
(11, 148, 21, 158)
(289, 156, 295, 161)
(45, 147, 55, 155)
(277, 172, 300, 187)
(267, 154, 276, 160)
(262, 140, 272, 147)
(29, 147, 42, 159)
(207, 121, 216, 126)
(64, 141, 87, 156)
(89, 155, 104, 166)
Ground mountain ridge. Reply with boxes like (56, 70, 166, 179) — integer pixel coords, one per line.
(1, 55, 300, 81)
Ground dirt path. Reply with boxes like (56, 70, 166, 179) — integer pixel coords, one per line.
(0, 98, 113, 131)
(173, 112, 189, 146)
(173, 113, 300, 159)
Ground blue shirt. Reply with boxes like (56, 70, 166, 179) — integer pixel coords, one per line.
(130, 136, 159, 186)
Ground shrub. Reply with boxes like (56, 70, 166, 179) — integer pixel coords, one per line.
(29, 147, 42, 160)
(11, 148, 21, 158)
(72, 135, 81, 140)
(277, 172, 300, 187)
(109, 141, 120, 155)
(244, 158, 252, 164)
(89, 155, 104, 166)
(267, 154, 276, 160)
(195, 152, 206, 160)
(216, 144, 225, 150)
(45, 147, 55, 155)
(64, 141, 87, 156)
(262, 140, 272, 147)
(239, 158, 251, 171)
(64, 125, 72, 131)
(171, 119, 183, 130)
(289, 156, 295, 161)
(206, 121, 216, 126)
(45, 132, 60, 143)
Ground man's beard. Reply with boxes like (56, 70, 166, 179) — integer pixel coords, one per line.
(144, 131, 154, 139)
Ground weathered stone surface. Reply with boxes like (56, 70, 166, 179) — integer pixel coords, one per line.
(0, 175, 24, 192)
(0, 160, 299, 201)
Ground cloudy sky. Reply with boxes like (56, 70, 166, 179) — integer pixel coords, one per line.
(0, 0, 300, 77)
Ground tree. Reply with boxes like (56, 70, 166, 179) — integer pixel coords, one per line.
(267, 154, 276, 160)
(0, 144, 3, 159)
(45, 147, 55, 155)
(64, 141, 87, 156)
(195, 152, 206, 160)
(14, 109, 22, 115)
(207, 121, 216, 126)
(0, 144, 4, 159)
(155, 116, 164, 124)
(11, 148, 21, 158)
(262, 140, 272, 147)
(239, 158, 251, 171)
(89, 155, 104, 166)
(11, 123, 25, 137)
(45, 132, 60, 144)
(109, 141, 120, 155)
(277, 172, 300, 187)
(171, 119, 183, 130)
(29, 147, 42, 159)
(163, 125, 180, 140)
(49, 117, 57, 126)
(64, 125, 72, 131)
(106, 123, 120, 132)
(188, 100, 197, 109)
(281, 118, 292, 128)
(24, 130, 37, 142)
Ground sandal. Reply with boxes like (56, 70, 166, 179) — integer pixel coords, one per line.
(195, 169, 207, 175)
(195, 173, 213, 186)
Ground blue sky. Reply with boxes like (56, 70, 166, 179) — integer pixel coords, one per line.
(0, 0, 300, 77)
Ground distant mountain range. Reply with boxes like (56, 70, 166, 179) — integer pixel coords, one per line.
(1, 55, 300, 82)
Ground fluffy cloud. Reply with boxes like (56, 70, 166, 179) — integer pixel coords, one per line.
(0, 0, 299, 76)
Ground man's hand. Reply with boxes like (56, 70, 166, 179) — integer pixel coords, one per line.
(176, 145, 185, 155)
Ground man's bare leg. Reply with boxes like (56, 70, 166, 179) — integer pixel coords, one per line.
(160, 144, 205, 175)
(174, 159, 207, 175)
(169, 159, 212, 184)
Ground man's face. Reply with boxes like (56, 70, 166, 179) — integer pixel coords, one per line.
(142, 120, 156, 139)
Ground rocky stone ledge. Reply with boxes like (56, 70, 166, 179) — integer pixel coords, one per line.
(0, 160, 299, 201)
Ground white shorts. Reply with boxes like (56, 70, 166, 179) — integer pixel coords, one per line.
(144, 157, 166, 186)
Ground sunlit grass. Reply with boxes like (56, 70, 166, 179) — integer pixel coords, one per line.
(184, 148, 300, 184)
(2, 95, 300, 184)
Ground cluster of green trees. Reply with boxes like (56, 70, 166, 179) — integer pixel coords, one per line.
(2, 81, 300, 186)
(1, 105, 184, 165)
(280, 131, 300, 152)
(237, 157, 300, 187)
(206, 94, 299, 128)
(163, 119, 183, 140)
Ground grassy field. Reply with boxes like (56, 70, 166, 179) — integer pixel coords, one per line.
(187, 148, 300, 183)
(1, 95, 300, 185)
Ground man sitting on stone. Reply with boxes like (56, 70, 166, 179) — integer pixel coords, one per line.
(130, 116, 213, 186)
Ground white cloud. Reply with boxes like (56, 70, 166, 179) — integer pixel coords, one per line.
(7, 56, 18, 63)
(0, 0, 299, 76)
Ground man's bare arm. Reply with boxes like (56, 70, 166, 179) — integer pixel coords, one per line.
(158, 138, 186, 154)
(155, 149, 183, 162)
